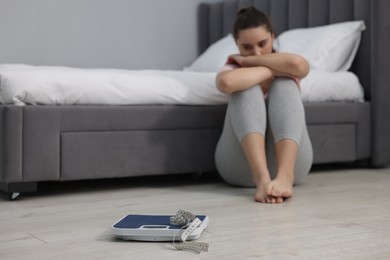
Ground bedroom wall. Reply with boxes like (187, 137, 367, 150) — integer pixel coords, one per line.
(0, 0, 221, 70)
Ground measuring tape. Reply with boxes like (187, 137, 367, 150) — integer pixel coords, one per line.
(170, 210, 209, 254)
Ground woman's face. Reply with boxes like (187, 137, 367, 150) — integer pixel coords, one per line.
(236, 25, 274, 56)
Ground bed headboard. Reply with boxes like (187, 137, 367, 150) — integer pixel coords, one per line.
(198, 0, 375, 100)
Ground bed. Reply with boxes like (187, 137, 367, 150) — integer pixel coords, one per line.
(1, 0, 389, 199)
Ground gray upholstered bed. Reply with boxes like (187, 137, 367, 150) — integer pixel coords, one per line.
(1, 0, 389, 198)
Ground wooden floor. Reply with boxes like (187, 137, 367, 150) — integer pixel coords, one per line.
(1, 166, 390, 259)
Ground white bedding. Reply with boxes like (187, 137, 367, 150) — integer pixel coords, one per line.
(0, 64, 364, 105)
(0, 64, 228, 106)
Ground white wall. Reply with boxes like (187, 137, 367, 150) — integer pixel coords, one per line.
(0, 0, 220, 70)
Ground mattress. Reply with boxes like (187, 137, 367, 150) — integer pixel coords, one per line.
(0, 64, 364, 105)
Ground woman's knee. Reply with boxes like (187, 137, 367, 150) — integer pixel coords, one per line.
(231, 85, 265, 103)
(272, 77, 298, 87)
(230, 85, 266, 118)
(269, 78, 300, 97)
(229, 85, 267, 142)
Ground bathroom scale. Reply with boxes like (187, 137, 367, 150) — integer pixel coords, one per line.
(111, 214, 209, 241)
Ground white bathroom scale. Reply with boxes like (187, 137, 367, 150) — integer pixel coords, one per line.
(111, 214, 209, 241)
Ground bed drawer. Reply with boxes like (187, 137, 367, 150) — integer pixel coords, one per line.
(60, 129, 220, 180)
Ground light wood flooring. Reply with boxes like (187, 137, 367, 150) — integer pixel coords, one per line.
(1, 165, 390, 260)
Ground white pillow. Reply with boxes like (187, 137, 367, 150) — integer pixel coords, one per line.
(185, 34, 238, 72)
(275, 21, 366, 71)
(300, 69, 364, 102)
(0, 64, 34, 104)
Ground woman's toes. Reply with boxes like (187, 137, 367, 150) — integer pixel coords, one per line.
(281, 189, 293, 198)
(271, 187, 281, 197)
(276, 197, 284, 203)
(255, 195, 265, 203)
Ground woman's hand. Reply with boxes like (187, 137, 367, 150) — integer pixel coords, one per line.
(226, 54, 247, 67)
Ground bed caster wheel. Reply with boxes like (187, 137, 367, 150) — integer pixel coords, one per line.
(9, 192, 20, 201)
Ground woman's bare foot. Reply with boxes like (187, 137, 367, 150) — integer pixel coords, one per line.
(254, 177, 283, 203)
(255, 183, 271, 203)
(255, 185, 284, 203)
(266, 173, 294, 199)
(254, 175, 270, 203)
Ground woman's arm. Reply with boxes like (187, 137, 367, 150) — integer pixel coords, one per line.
(233, 53, 310, 79)
(216, 66, 273, 94)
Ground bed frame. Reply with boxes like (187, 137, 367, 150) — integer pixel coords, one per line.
(1, 0, 389, 198)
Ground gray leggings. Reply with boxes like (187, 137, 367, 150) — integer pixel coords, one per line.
(215, 78, 313, 187)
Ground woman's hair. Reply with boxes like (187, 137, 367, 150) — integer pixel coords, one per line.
(232, 6, 274, 40)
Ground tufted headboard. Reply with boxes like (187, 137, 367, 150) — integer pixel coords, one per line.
(198, 0, 383, 101)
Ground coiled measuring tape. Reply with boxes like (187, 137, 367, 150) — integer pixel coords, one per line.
(170, 210, 209, 254)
